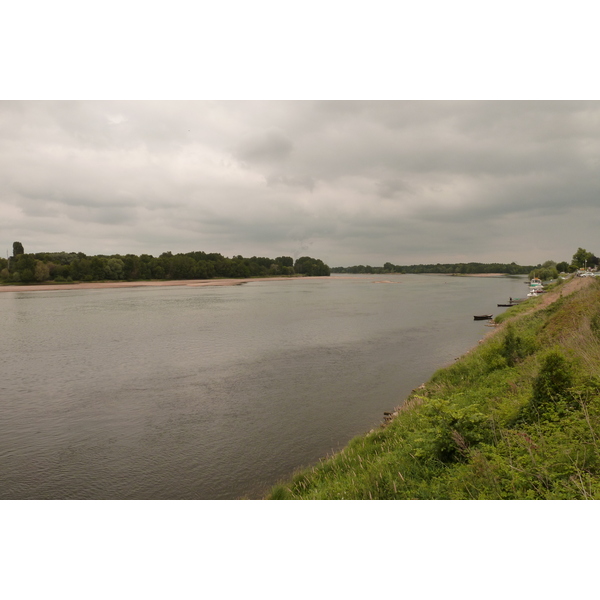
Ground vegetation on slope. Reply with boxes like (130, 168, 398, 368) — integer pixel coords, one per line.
(268, 276, 600, 499)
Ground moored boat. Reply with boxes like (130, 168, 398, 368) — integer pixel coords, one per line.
(474, 314, 493, 320)
(527, 277, 543, 287)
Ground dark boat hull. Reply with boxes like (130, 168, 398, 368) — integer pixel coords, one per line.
(474, 315, 493, 320)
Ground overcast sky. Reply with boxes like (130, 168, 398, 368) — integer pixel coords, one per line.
(2, 100, 599, 267)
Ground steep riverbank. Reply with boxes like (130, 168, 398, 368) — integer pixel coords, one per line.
(267, 275, 600, 499)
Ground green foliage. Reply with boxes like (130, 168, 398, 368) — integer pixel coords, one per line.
(3, 248, 330, 285)
(269, 485, 293, 500)
(414, 399, 492, 463)
(529, 266, 558, 281)
(13, 241, 24, 256)
(571, 247, 599, 270)
(34, 261, 50, 282)
(531, 350, 574, 413)
(276, 256, 294, 268)
(294, 256, 330, 276)
(105, 258, 125, 280)
(332, 261, 533, 275)
(494, 300, 536, 324)
(20, 268, 34, 283)
(501, 323, 526, 367)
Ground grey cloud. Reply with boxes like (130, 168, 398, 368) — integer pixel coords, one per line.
(266, 173, 316, 191)
(2, 101, 600, 266)
(234, 129, 293, 164)
(377, 177, 413, 198)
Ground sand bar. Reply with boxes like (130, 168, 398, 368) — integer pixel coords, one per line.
(0, 276, 321, 294)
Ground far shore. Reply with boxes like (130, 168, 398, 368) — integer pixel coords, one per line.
(456, 272, 508, 277)
(0, 276, 324, 294)
(0, 272, 522, 293)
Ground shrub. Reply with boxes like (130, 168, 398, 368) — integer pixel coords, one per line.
(531, 350, 574, 414)
(415, 399, 491, 463)
(501, 324, 523, 367)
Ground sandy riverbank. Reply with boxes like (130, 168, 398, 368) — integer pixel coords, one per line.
(0, 276, 319, 294)
(460, 273, 507, 277)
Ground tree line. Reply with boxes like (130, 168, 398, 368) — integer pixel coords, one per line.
(332, 248, 599, 278)
(331, 261, 534, 275)
(528, 247, 599, 281)
(0, 242, 330, 284)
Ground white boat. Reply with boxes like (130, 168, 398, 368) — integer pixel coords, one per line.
(529, 277, 543, 288)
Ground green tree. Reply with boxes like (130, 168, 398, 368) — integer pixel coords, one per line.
(169, 255, 197, 279)
(571, 248, 595, 269)
(105, 258, 125, 280)
(91, 256, 107, 280)
(294, 256, 330, 276)
(14, 254, 36, 281)
(122, 255, 142, 280)
(34, 261, 50, 282)
(501, 323, 524, 367)
(20, 268, 34, 283)
(529, 266, 558, 281)
(276, 256, 294, 268)
(531, 350, 574, 413)
(71, 258, 92, 281)
(13, 241, 24, 257)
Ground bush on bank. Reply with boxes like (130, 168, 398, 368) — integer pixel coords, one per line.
(267, 278, 600, 499)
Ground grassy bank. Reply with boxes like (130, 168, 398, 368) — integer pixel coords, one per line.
(267, 276, 600, 499)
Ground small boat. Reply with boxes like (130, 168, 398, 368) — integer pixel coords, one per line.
(474, 314, 493, 320)
(498, 297, 525, 306)
(525, 277, 543, 287)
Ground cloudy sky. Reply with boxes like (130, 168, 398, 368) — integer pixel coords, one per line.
(2, 100, 599, 267)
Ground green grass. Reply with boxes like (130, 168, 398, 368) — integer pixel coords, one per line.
(267, 278, 600, 499)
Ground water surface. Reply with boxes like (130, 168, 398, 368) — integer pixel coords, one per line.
(0, 274, 526, 499)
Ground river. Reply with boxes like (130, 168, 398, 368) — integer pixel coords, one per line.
(0, 274, 527, 499)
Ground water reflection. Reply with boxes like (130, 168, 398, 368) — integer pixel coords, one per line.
(0, 275, 526, 499)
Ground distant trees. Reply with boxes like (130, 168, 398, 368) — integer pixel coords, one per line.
(529, 260, 559, 281)
(524, 248, 600, 280)
(293, 256, 330, 276)
(0, 243, 330, 285)
(332, 261, 534, 275)
(333, 252, 599, 277)
(13, 241, 24, 257)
